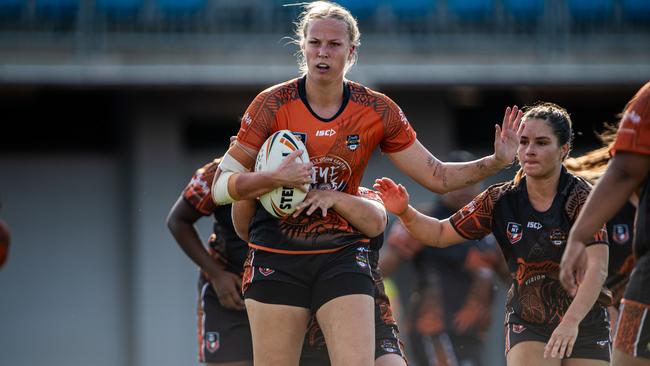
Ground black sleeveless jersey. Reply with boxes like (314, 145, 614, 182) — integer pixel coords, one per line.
(635, 178, 650, 260)
(210, 204, 249, 274)
(449, 168, 609, 333)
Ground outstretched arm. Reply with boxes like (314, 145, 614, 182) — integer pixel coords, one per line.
(387, 106, 523, 194)
(561, 152, 650, 293)
(374, 177, 466, 248)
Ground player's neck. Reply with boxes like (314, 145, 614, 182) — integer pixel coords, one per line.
(525, 168, 561, 212)
(305, 75, 344, 110)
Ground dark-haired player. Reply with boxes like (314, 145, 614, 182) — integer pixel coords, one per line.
(376, 102, 611, 365)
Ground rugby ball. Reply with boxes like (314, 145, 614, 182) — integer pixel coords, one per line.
(255, 130, 310, 218)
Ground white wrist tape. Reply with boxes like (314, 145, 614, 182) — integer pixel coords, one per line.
(211, 153, 249, 205)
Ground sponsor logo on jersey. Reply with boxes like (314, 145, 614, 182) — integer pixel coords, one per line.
(292, 132, 307, 144)
(596, 339, 609, 347)
(507, 222, 523, 244)
(346, 134, 360, 151)
(527, 221, 542, 230)
(310, 155, 352, 191)
(316, 129, 336, 137)
(205, 332, 220, 352)
(242, 112, 252, 125)
(612, 224, 630, 244)
(258, 267, 275, 276)
(512, 324, 526, 334)
(549, 229, 567, 246)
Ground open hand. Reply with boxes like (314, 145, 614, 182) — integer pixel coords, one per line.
(373, 177, 410, 216)
(493, 105, 524, 168)
(211, 271, 245, 311)
(544, 319, 579, 359)
(292, 189, 338, 218)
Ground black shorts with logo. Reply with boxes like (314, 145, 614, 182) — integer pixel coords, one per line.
(299, 250, 407, 365)
(197, 276, 253, 363)
(505, 320, 611, 362)
(242, 243, 374, 311)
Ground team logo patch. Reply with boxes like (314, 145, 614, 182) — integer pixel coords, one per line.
(292, 132, 307, 144)
(506, 222, 523, 244)
(512, 324, 526, 334)
(205, 332, 220, 353)
(612, 224, 630, 244)
(258, 267, 275, 276)
(346, 134, 360, 151)
(356, 252, 368, 268)
(549, 229, 567, 246)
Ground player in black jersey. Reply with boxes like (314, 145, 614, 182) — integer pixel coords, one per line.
(380, 151, 510, 366)
(376, 102, 611, 365)
(562, 82, 650, 366)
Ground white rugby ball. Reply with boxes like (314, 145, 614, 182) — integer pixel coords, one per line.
(255, 130, 310, 218)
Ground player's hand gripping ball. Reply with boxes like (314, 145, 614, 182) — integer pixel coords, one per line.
(255, 130, 310, 218)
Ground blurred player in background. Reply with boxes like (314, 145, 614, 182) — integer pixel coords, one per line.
(211, 2, 523, 364)
(375, 102, 612, 366)
(379, 150, 510, 366)
(561, 81, 650, 366)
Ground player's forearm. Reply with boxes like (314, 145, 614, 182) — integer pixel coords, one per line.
(167, 219, 225, 280)
(333, 193, 386, 238)
(398, 205, 445, 247)
(227, 171, 282, 201)
(563, 250, 608, 325)
(437, 155, 504, 193)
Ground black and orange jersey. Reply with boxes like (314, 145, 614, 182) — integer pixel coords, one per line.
(605, 202, 636, 306)
(183, 159, 248, 274)
(236, 76, 416, 253)
(612, 82, 650, 260)
(449, 167, 609, 333)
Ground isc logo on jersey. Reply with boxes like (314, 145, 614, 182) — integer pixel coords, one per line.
(255, 130, 310, 218)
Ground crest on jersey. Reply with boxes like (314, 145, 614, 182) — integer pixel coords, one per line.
(346, 134, 360, 151)
(205, 332, 220, 353)
(258, 267, 275, 276)
(506, 222, 523, 244)
(549, 229, 567, 246)
(612, 224, 630, 244)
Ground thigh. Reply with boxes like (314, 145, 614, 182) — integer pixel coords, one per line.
(612, 348, 650, 366)
(316, 294, 375, 366)
(199, 280, 253, 364)
(375, 353, 407, 366)
(507, 341, 560, 366)
(562, 359, 609, 366)
(245, 298, 310, 366)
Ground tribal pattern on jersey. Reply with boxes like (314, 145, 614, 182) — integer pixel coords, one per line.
(237, 77, 416, 253)
(449, 168, 610, 333)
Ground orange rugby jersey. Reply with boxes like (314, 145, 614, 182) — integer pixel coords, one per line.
(611, 82, 650, 156)
(236, 76, 416, 253)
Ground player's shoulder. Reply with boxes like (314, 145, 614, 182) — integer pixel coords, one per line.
(485, 180, 519, 201)
(257, 78, 300, 101)
(348, 80, 396, 108)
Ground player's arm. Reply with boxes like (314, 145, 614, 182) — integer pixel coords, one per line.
(292, 190, 387, 238)
(387, 106, 523, 194)
(545, 243, 609, 359)
(212, 142, 313, 204)
(374, 177, 466, 248)
(166, 196, 226, 280)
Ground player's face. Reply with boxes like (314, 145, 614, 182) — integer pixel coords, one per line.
(517, 118, 568, 178)
(302, 18, 354, 84)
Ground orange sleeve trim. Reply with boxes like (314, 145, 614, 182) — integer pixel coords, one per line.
(248, 240, 370, 255)
(621, 298, 650, 309)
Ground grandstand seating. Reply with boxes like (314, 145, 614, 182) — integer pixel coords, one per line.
(448, 0, 493, 21)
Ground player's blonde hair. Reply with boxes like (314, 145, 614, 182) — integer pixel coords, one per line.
(292, 1, 360, 76)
